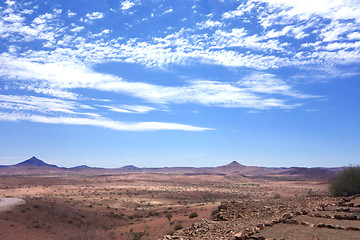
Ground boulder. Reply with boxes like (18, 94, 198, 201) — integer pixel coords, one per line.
(282, 213, 293, 219)
(234, 231, 249, 240)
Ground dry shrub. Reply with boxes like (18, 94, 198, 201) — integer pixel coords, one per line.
(330, 165, 360, 197)
(188, 212, 198, 218)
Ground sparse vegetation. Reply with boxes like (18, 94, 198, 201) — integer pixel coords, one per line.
(174, 223, 183, 230)
(128, 229, 146, 240)
(165, 213, 173, 221)
(189, 212, 198, 218)
(330, 165, 360, 197)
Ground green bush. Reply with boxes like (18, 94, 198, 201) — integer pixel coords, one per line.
(128, 229, 146, 240)
(189, 212, 198, 218)
(174, 223, 183, 230)
(329, 165, 360, 197)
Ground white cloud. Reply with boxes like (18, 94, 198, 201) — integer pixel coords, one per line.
(348, 32, 360, 40)
(0, 94, 90, 115)
(0, 112, 210, 132)
(3, 13, 25, 22)
(90, 29, 111, 37)
(33, 13, 56, 24)
(21, 9, 34, 15)
(1, 0, 358, 118)
(53, 9, 62, 14)
(320, 20, 358, 42)
(121, 0, 136, 10)
(197, 20, 223, 29)
(70, 26, 84, 32)
(222, 1, 255, 19)
(86, 12, 104, 20)
(100, 105, 156, 114)
(256, 0, 360, 22)
(5, 0, 15, 6)
(163, 9, 173, 15)
(0, 55, 298, 109)
(67, 11, 77, 17)
(25, 86, 79, 100)
(324, 41, 360, 51)
(238, 73, 317, 99)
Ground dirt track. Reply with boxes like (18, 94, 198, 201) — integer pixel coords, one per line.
(0, 198, 25, 211)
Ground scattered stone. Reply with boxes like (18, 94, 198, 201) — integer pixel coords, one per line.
(317, 223, 326, 228)
(271, 218, 281, 224)
(343, 215, 357, 220)
(302, 210, 309, 215)
(326, 224, 335, 229)
(285, 219, 298, 224)
(282, 213, 292, 219)
(342, 207, 351, 212)
(161, 195, 360, 239)
(301, 221, 310, 226)
(264, 221, 273, 227)
(234, 231, 249, 240)
(256, 223, 264, 230)
(346, 226, 360, 231)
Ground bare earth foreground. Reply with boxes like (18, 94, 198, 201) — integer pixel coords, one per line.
(0, 173, 359, 240)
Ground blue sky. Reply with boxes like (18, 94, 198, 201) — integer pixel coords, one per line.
(0, 0, 359, 168)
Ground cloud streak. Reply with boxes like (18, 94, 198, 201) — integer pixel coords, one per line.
(0, 112, 210, 132)
(0, 55, 303, 109)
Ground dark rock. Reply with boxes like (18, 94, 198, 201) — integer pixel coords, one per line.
(317, 223, 326, 228)
(285, 219, 298, 224)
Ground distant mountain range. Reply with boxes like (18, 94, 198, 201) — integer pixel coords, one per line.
(0, 156, 344, 179)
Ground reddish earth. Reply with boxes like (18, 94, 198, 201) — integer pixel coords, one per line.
(0, 169, 357, 240)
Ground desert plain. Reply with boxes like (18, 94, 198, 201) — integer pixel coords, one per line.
(0, 160, 359, 240)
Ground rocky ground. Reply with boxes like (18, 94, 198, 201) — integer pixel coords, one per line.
(160, 195, 360, 240)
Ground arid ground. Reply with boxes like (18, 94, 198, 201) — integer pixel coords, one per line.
(1, 172, 357, 240)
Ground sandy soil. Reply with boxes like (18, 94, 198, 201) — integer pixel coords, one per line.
(0, 198, 25, 211)
(0, 173, 336, 239)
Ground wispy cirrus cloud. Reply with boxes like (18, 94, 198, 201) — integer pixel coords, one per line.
(0, 55, 301, 109)
(0, 112, 210, 132)
(238, 73, 318, 99)
(100, 105, 157, 114)
(0, 94, 97, 117)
